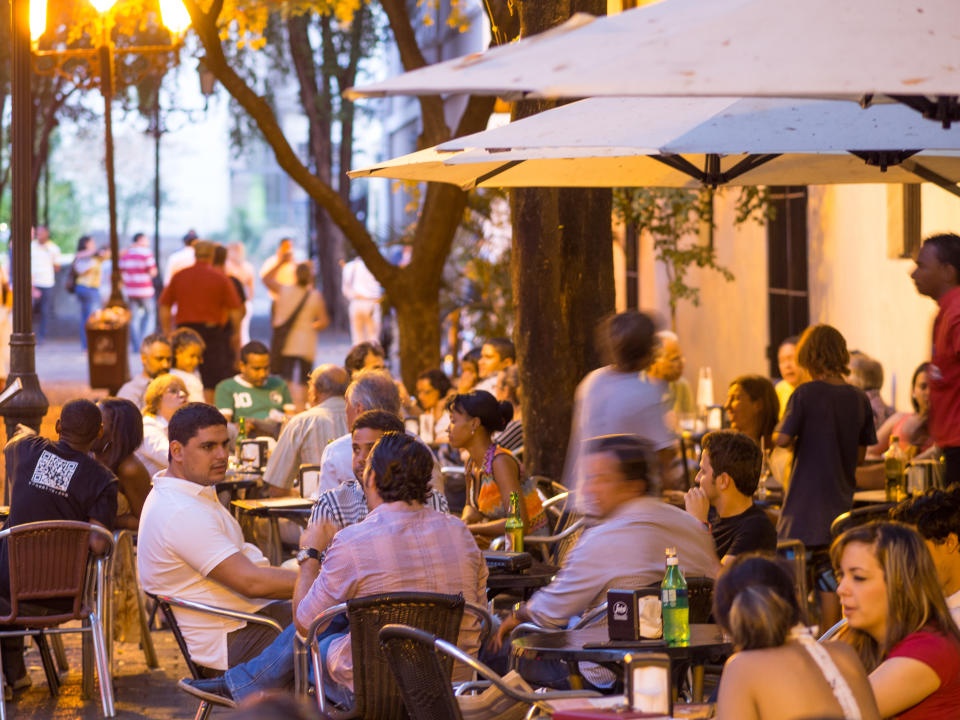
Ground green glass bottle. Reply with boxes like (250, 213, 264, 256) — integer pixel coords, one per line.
(237, 416, 247, 442)
(505, 491, 524, 553)
(661, 547, 690, 647)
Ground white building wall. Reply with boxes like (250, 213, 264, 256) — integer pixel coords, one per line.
(807, 183, 960, 410)
(636, 183, 960, 414)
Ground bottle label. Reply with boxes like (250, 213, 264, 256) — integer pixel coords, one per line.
(661, 588, 676, 605)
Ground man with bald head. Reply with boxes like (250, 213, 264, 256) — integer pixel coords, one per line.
(264, 364, 350, 498)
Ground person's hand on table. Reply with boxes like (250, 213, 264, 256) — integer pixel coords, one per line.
(300, 519, 337, 554)
(684, 486, 710, 524)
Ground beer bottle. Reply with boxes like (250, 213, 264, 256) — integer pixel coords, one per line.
(884, 436, 907, 502)
(661, 547, 690, 647)
(505, 491, 524, 553)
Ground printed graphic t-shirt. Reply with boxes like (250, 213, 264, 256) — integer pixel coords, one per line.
(214, 375, 293, 421)
(0, 434, 117, 601)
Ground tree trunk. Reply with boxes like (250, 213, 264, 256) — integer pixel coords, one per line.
(512, 0, 615, 481)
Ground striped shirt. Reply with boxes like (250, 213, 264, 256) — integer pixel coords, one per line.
(118, 245, 156, 298)
(296, 502, 487, 691)
(310, 479, 448, 532)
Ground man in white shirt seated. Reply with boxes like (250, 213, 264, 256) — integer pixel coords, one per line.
(264, 364, 349, 498)
(491, 434, 719, 686)
(891, 487, 960, 628)
(137, 403, 297, 675)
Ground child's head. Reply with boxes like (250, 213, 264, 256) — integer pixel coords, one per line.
(171, 327, 206, 373)
(796, 324, 849, 379)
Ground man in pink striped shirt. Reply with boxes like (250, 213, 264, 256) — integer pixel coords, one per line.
(178, 431, 486, 708)
(118, 233, 157, 350)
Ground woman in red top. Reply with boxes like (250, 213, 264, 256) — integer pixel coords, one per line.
(833, 522, 960, 718)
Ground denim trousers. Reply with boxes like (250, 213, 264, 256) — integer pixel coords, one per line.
(76, 285, 100, 349)
(33, 286, 54, 340)
(128, 296, 155, 351)
(223, 615, 351, 705)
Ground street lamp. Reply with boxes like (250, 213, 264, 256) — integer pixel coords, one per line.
(0, 0, 190, 458)
(32, 0, 191, 309)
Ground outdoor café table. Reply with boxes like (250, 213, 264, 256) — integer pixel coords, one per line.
(217, 468, 263, 510)
(231, 497, 314, 566)
(486, 561, 559, 601)
(510, 623, 731, 702)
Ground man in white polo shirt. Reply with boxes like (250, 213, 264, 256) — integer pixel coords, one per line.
(137, 403, 296, 674)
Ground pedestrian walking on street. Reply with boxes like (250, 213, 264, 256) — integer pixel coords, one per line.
(118, 232, 158, 351)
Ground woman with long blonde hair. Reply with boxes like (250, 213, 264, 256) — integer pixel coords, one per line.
(833, 522, 960, 718)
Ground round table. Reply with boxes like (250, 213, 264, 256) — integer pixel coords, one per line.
(485, 562, 558, 600)
(511, 623, 731, 701)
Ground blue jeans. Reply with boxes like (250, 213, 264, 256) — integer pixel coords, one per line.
(222, 615, 351, 705)
(33, 286, 54, 340)
(76, 285, 100, 349)
(128, 296, 155, 351)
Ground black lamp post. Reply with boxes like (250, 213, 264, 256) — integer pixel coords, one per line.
(0, 0, 50, 448)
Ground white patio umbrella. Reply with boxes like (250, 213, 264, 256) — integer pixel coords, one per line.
(349, 97, 960, 192)
(347, 0, 960, 127)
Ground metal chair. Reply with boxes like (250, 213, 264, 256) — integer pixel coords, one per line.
(149, 594, 285, 720)
(776, 539, 810, 622)
(818, 618, 848, 643)
(104, 529, 158, 672)
(294, 592, 490, 719)
(379, 624, 601, 720)
(490, 492, 584, 568)
(830, 503, 895, 538)
(0, 520, 115, 720)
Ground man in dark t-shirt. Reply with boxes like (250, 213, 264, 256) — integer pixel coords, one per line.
(685, 430, 777, 565)
(0, 399, 117, 692)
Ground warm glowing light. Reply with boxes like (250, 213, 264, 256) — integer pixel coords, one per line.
(158, 0, 191, 34)
(89, 0, 116, 14)
(29, 0, 47, 41)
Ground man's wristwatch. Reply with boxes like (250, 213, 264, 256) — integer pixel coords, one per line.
(296, 547, 321, 565)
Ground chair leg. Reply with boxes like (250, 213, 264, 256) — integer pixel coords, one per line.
(35, 632, 61, 697)
(90, 613, 116, 717)
(82, 619, 95, 700)
(293, 634, 308, 696)
(194, 700, 213, 720)
(50, 634, 69, 675)
(0, 652, 7, 720)
(135, 586, 159, 668)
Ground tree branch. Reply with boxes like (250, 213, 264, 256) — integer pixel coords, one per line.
(182, 0, 396, 287)
(378, 0, 449, 146)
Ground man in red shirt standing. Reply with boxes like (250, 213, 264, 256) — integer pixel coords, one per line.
(160, 240, 243, 398)
(118, 232, 158, 351)
(912, 233, 960, 486)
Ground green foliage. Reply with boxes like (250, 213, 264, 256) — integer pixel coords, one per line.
(613, 186, 772, 324)
(441, 188, 513, 343)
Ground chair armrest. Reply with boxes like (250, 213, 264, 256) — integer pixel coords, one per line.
(156, 595, 284, 634)
(507, 622, 547, 645)
(818, 618, 848, 643)
(440, 466, 466, 475)
(572, 602, 607, 630)
(434, 636, 601, 702)
(541, 493, 569, 511)
(522, 519, 584, 545)
(306, 602, 349, 642)
(489, 536, 506, 551)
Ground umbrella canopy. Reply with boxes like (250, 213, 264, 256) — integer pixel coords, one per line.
(347, 0, 960, 126)
(349, 97, 960, 191)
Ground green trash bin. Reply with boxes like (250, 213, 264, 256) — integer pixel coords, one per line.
(87, 307, 131, 394)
